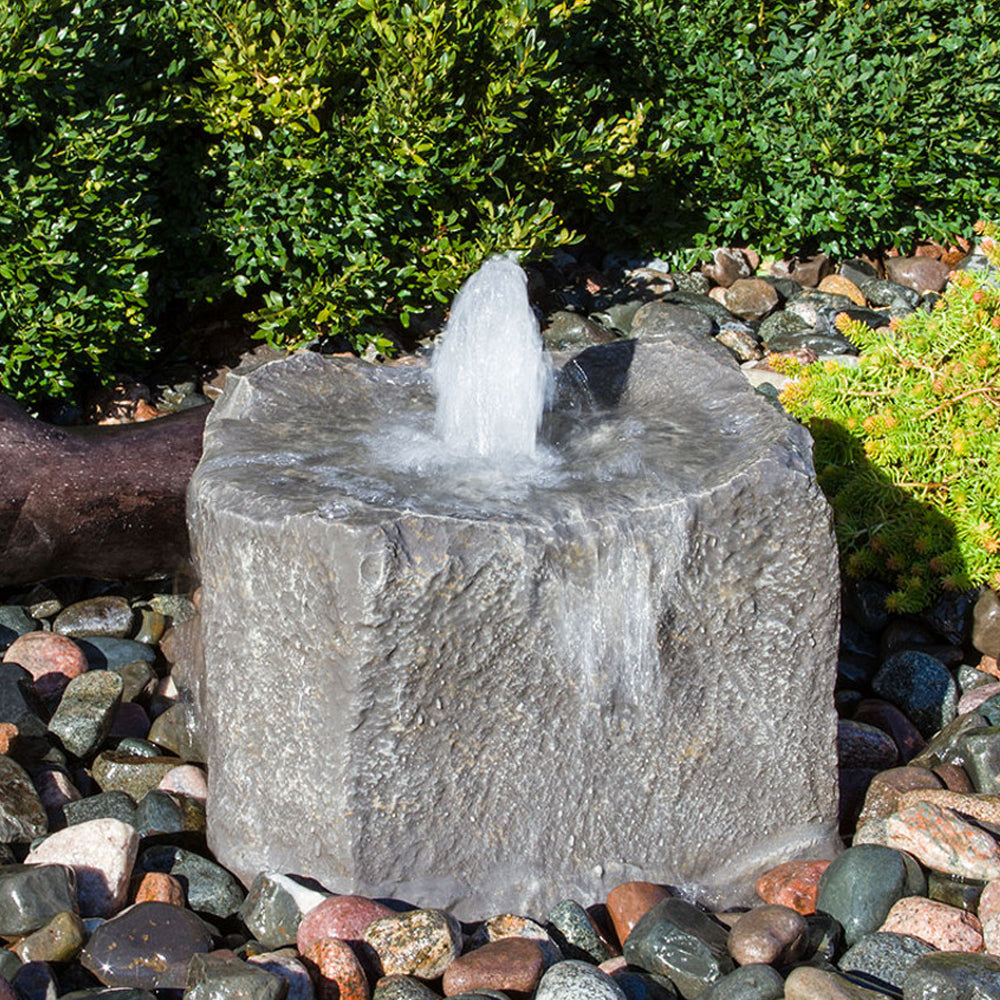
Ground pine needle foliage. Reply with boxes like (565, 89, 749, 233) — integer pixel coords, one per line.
(779, 223, 1000, 612)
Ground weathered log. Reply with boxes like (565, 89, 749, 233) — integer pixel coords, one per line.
(0, 395, 208, 586)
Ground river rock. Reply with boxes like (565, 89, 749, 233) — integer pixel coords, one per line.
(546, 899, 617, 963)
(726, 904, 807, 965)
(858, 279, 920, 313)
(185, 952, 289, 1000)
(53, 598, 134, 640)
(852, 701, 925, 763)
(927, 870, 985, 912)
(79, 901, 213, 988)
(131, 871, 185, 906)
(76, 638, 155, 672)
(817, 275, 866, 306)
(11, 960, 58, 1000)
(248, 953, 315, 1000)
(0, 866, 76, 937)
(535, 960, 627, 1000)
(901, 952, 1000, 1000)
(879, 896, 983, 951)
(954, 727, 1000, 794)
(606, 883, 673, 945)
(2, 634, 86, 701)
(242, 872, 331, 951)
(441, 938, 546, 996)
(90, 752, 182, 799)
(884, 256, 950, 294)
(754, 859, 830, 915)
(25, 818, 138, 917)
(0, 608, 38, 653)
(0, 666, 47, 742)
(703, 248, 753, 288)
(857, 767, 944, 826)
(622, 898, 735, 998)
(724, 280, 778, 322)
(815, 845, 923, 945)
(47, 671, 123, 759)
(297, 894, 393, 953)
(838, 720, 899, 770)
(630, 302, 716, 345)
(0, 756, 48, 842)
(188, 344, 841, 917)
(700, 965, 782, 1000)
(973, 590, 1000, 659)
(363, 909, 461, 980)
(13, 910, 86, 963)
(783, 966, 885, 1000)
(838, 932, 935, 991)
(137, 844, 244, 919)
(63, 790, 137, 828)
(871, 651, 958, 738)
(372, 978, 438, 1000)
(885, 801, 1000, 881)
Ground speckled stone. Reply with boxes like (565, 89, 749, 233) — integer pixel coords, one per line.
(784, 966, 889, 1000)
(248, 952, 316, 1000)
(90, 752, 182, 799)
(871, 651, 958, 738)
(133, 789, 205, 838)
(47, 670, 123, 759)
(32, 767, 81, 826)
(896, 788, 1000, 827)
(701, 964, 783, 1000)
(113, 661, 157, 705)
(901, 951, 1000, 1000)
(911, 712, 987, 769)
(363, 909, 461, 980)
(0, 607, 38, 653)
(973, 590, 1000, 660)
(727, 904, 808, 965)
(53, 598, 134, 640)
(0, 756, 48, 842)
(25, 818, 138, 917)
(0, 865, 76, 937)
(138, 844, 244, 919)
(535, 960, 627, 1000)
(2, 633, 87, 701)
(957, 682, 1000, 715)
(622, 898, 734, 999)
(886, 801, 1000, 881)
(442, 937, 546, 996)
(838, 932, 935, 991)
(880, 895, 983, 952)
(297, 895, 394, 953)
(372, 976, 438, 1000)
(80, 901, 214, 988)
(301, 937, 369, 1000)
(815, 845, 924, 945)
(63, 790, 137, 828)
(754, 860, 831, 915)
(606, 966, 677, 1000)
(186, 952, 289, 1000)
(466, 912, 554, 951)
(13, 910, 85, 963)
(606, 883, 672, 946)
(546, 899, 617, 963)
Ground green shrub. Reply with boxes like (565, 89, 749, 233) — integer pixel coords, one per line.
(3, 0, 1000, 412)
(621, 0, 1000, 256)
(0, 1, 210, 411)
(778, 223, 1000, 612)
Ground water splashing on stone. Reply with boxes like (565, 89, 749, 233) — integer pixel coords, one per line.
(431, 256, 551, 461)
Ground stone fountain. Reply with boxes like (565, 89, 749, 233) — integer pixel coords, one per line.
(187, 257, 841, 919)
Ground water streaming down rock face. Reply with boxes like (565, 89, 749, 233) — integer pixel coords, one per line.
(187, 258, 842, 918)
(431, 256, 550, 461)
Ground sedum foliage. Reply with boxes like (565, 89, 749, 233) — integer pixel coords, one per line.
(1, 0, 999, 411)
(779, 223, 1000, 613)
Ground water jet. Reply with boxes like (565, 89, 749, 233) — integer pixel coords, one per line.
(187, 257, 841, 917)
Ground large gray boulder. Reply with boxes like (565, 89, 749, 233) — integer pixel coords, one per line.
(187, 340, 841, 919)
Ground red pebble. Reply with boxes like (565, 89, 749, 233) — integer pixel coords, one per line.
(755, 859, 832, 915)
(606, 881, 671, 946)
(3, 631, 87, 699)
(297, 895, 395, 954)
(301, 937, 369, 1000)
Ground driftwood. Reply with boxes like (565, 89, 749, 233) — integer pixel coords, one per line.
(0, 395, 208, 586)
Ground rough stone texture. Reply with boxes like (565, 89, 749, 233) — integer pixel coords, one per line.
(0, 394, 208, 586)
(187, 342, 841, 919)
(878, 896, 984, 952)
(754, 859, 831, 914)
